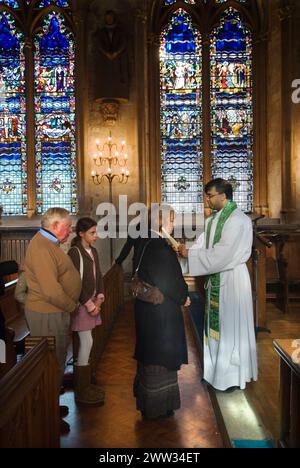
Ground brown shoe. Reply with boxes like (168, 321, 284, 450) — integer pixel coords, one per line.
(59, 405, 69, 418)
(60, 418, 70, 434)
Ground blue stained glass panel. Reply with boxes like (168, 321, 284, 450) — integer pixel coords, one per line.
(37, 0, 69, 7)
(34, 12, 77, 214)
(164, 0, 195, 4)
(0, 12, 27, 215)
(0, 1, 19, 8)
(210, 8, 253, 212)
(160, 9, 202, 213)
(216, 0, 246, 3)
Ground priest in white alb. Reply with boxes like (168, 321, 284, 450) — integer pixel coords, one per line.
(178, 179, 258, 391)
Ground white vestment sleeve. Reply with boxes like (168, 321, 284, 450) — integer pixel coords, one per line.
(180, 232, 205, 274)
(188, 217, 252, 276)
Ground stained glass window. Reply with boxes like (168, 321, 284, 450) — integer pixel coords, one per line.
(164, 1, 195, 5)
(216, 0, 246, 4)
(210, 7, 253, 212)
(37, 0, 70, 7)
(160, 9, 202, 213)
(34, 12, 77, 214)
(0, 12, 27, 215)
(0, 1, 19, 8)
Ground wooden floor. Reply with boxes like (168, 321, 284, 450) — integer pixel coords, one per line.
(60, 301, 222, 448)
(245, 302, 300, 442)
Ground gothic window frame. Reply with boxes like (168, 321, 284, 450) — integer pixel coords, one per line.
(147, 0, 267, 216)
(0, 0, 81, 217)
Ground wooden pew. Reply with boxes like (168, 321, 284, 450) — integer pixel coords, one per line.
(0, 277, 29, 353)
(274, 339, 300, 448)
(0, 337, 60, 448)
(257, 228, 300, 314)
(0, 327, 16, 380)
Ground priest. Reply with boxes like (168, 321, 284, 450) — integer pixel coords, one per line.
(178, 179, 257, 391)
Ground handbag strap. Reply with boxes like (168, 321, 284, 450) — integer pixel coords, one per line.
(74, 246, 84, 279)
(135, 240, 152, 274)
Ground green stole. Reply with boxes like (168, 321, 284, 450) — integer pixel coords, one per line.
(204, 201, 237, 342)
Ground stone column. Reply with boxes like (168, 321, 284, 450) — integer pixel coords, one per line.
(279, 0, 298, 222)
(147, 31, 161, 205)
(202, 32, 212, 218)
(134, 6, 149, 206)
(72, 0, 89, 215)
(253, 31, 269, 216)
(24, 39, 36, 219)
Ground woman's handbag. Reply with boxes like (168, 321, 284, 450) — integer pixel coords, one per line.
(130, 241, 164, 305)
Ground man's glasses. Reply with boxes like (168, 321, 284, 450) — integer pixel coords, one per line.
(205, 193, 221, 199)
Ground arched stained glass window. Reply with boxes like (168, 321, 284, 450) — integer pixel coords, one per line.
(164, 1, 195, 5)
(0, 11, 27, 215)
(37, 0, 69, 8)
(0, 1, 19, 8)
(216, 1, 246, 4)
(34, 12, 77, 214)
(160, 9, 202, 213)
(210, 8, 253, 211)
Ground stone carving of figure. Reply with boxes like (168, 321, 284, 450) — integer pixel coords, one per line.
(94, 10, 130, 102)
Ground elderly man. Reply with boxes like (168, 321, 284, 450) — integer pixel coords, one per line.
(178, 179, 257, 392)
(24, 208, 81, 433)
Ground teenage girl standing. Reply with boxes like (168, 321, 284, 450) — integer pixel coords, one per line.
(68, 217, 105, 406)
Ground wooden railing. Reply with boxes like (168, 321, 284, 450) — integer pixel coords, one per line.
(0, 337, 60, 448)
(0, 226, 37, 264)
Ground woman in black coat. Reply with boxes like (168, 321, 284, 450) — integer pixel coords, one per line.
(133, 208, 190, 419)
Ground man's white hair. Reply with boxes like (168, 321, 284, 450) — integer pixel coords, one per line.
(41, 207, 70, 229)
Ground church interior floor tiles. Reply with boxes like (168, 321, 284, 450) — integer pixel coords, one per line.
(60, 301, 223, 448)
(215, 390, 273, 448)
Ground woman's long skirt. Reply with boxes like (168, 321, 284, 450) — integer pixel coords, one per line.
(133, 362, 181, 419)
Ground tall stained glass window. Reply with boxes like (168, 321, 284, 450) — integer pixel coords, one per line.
(164, 1, 195, 5)
(34, 12, 77, 214)
(160, 9, 202, 213)
(210, 8, 253, 211)
(0, 11, 27, 215)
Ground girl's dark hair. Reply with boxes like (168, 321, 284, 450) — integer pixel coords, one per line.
(71, 217, 97, 246)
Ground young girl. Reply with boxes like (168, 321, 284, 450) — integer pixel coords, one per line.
(68, 217, 105, 406)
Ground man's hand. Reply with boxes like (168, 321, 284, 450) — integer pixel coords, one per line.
(178, 243, 189, 258)
(184, 297, 191, 307)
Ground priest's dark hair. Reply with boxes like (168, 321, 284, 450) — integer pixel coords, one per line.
(205, 178, 233, 201)
(71, 217, 97, 247)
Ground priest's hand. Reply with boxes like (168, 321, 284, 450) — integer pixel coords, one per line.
(178, 243, 189, 258)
